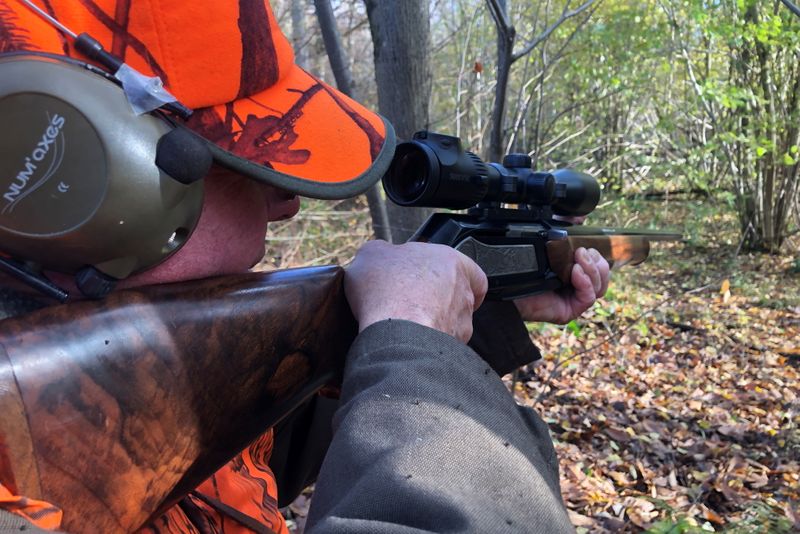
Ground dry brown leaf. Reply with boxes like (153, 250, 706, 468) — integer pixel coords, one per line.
(609, 471, 630, 486)
(605, 427, 632, 442)
(567, 510, 595, 527)
(702, 505, 725, 525)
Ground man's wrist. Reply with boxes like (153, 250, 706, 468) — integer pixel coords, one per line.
(357, 309, 441, 336)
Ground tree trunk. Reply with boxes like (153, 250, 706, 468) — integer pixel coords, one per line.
(365, 0, 433, 243)
(290, 0, 307, 69)
(314, 0, 391, 242)
(727, 2, 796, 252)
(489, 0, 515, 163)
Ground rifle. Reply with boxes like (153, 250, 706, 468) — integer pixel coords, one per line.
(0, 132, 680, 533)
(383, 131, 682, 299)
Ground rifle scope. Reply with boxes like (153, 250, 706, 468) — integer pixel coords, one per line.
(383, 131, 600, 216)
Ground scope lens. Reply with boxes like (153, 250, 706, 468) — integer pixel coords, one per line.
(388, 149, 429, 202)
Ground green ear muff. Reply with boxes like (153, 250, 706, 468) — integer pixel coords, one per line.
(0, 55, 209, 298)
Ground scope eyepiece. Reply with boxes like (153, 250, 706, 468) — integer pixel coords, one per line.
(384, 132, 489, 209)
(387, 144, 434, 202)
(382, 130, 601, 217)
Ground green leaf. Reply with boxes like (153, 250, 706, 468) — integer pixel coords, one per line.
(567, 320, 581, 335)
(635, 321, 650, 336)
(595, 307, 612, 318)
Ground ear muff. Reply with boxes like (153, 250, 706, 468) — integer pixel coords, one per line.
(0, 54, 210, 297)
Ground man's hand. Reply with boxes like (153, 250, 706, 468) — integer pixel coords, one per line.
(514, 247, 609, 324)
(345, 240, 488, 342)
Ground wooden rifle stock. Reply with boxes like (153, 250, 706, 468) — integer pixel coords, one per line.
(0, 266, 356, 533)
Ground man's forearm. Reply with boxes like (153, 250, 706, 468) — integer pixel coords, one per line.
(306, 319, 574, 534)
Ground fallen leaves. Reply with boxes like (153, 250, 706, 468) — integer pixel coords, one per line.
(509, 243, 800, 532)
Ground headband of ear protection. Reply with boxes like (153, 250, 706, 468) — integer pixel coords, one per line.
(0, 2, 396, 301)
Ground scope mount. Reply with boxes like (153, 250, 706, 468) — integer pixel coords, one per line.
(468, 203, 556, 222)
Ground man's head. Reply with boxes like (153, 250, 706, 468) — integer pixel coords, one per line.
(0, 0, 394, 294)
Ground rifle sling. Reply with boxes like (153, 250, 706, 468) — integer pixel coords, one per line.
(188, 491, 279, 534)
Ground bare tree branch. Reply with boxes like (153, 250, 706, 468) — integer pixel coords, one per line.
(512, 0, 598, 63)
(486, 0, 513, 39)
(780, 0, 800, 19)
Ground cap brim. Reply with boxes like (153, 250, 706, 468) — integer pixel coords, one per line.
(186, 65, 396, 199)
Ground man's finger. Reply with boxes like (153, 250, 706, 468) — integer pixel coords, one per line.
(591, 249, 610, 296)
(457, 308, 475, 342)
(570, 262, 596, 314)
(577, 248, 602, 294)
(461, 255, 489, 311)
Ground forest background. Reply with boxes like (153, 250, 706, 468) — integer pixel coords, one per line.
(262, 1, 800, 532)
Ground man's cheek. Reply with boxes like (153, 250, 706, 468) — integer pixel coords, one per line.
(250, 242, 267, 268)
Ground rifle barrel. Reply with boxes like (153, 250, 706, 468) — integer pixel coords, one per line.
(563, 225, 684, 241)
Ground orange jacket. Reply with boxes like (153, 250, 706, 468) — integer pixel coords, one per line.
(0, 431, 287, 534)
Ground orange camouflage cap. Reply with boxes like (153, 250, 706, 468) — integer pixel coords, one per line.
(0, 0, 395, 199)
